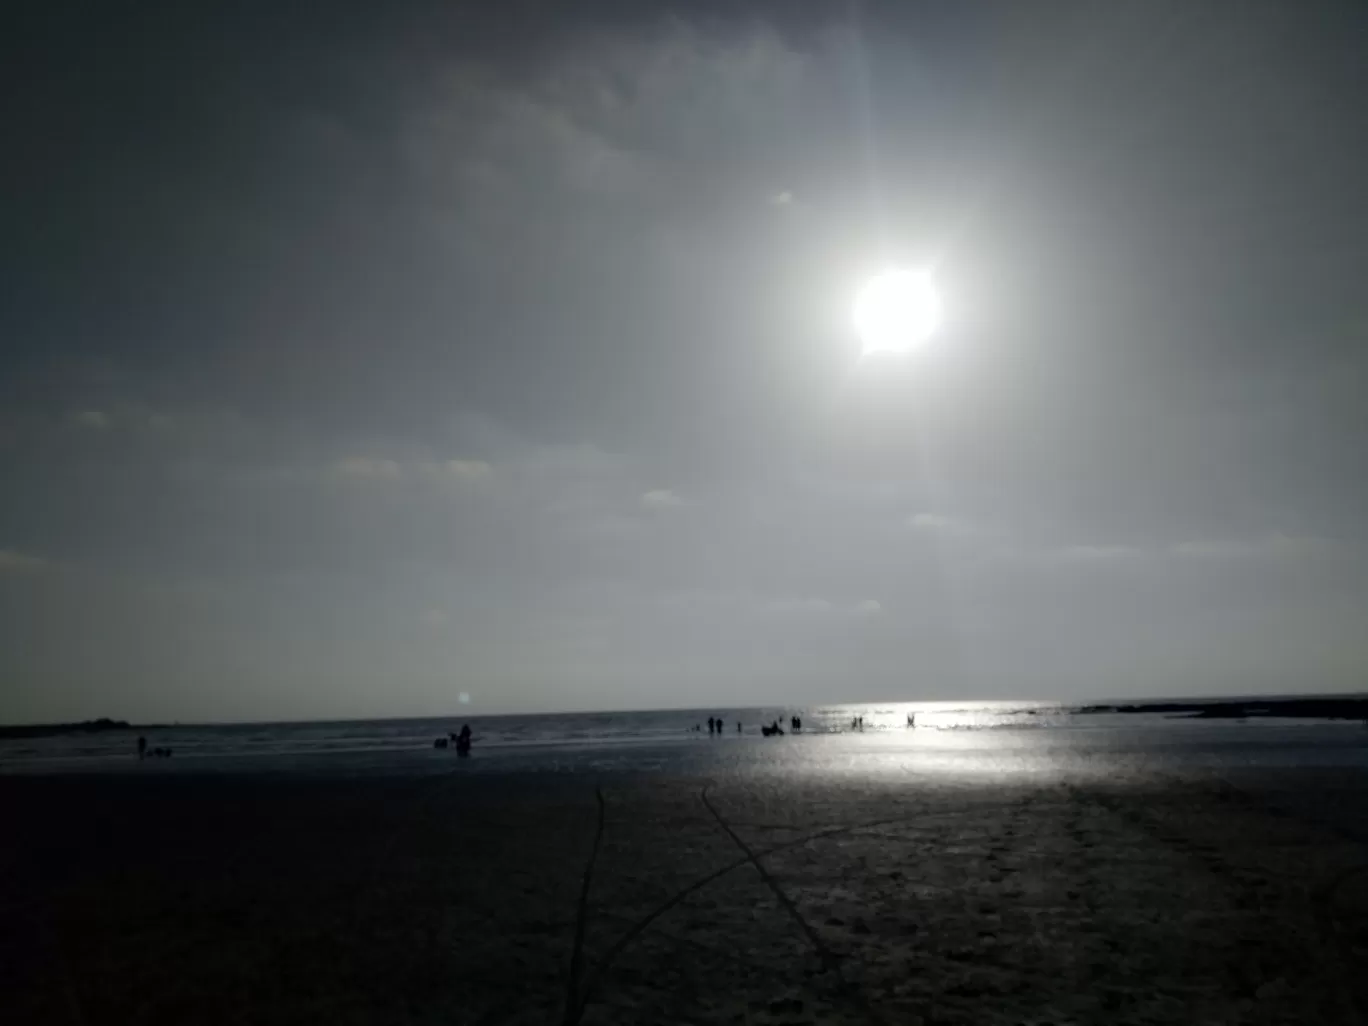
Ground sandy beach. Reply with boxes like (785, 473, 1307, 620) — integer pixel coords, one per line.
(5, 762, 1367, 1025)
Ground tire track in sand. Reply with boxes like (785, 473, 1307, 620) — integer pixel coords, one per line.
(700, 784, 893, 1026)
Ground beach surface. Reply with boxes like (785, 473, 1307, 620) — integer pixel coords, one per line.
(5, 751, 1368, 1025)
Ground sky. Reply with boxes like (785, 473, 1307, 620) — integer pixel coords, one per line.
(3, 0, 1367, 722)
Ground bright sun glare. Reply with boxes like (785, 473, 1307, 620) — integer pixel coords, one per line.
(853, 267, 941, 355)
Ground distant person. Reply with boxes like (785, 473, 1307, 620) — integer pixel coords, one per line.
(907, 714, 916, 728)
(715, 714, 723, 734)
(707, 717, 715, 735)
(736, 721, 741, 733)
(137, 735, 147, 759)
(456, 724, 472, 756)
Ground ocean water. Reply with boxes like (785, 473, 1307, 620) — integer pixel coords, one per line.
(3, 699, 1366, 776)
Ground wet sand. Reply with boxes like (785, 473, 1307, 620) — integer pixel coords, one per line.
(4, 766, 1367, 1025)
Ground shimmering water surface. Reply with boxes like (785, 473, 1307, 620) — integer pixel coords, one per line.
(5, 699, 1365, 776)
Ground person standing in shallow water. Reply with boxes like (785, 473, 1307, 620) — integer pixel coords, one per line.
(707, 717, 715, 735)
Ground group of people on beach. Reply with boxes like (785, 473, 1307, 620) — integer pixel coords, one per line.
(695, 713, 892, 736)
(433, 724, 472, 755)
(135, 736, 172, 759)
(762, 715, 804, 736)
(698, 716, 804, 735)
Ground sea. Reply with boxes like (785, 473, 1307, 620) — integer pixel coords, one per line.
(3, 697, 1366, 777)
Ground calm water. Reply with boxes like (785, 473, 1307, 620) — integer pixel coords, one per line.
(3, 699, 1366, 776)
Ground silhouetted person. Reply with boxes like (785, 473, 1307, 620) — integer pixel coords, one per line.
(136, 735, 147, 759)
(736, 721, 741, 733)
(715, 714, 723, 734)
(707, 717, 715, 735)
(456, 724, 472, 756)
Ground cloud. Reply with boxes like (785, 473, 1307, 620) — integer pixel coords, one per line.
(1057, 545, 1142, 561)
(907, 514, 999, 548)
(769, 190, 793, 206)
(641, 488, 684, 510)
(0, 549, 48, 574)
(73, 411, 108, 430)
(764, 596, 836, 615)
(403, 18, 819, 250)
(334, 457, 403, 481)
(1172, 539, 1246, 559)
(326, 456, 492, 487)
(763, 596, 882, 617)
(421, 608, 449, 627)
(1171, 534, 1346, 562)
(909, 512, 978, 534)
(445, 459, 491, 480)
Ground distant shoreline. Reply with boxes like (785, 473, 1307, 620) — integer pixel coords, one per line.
(3, 696, 1366, 739)
(0, 718, 154, 740)
(1077, 696, 1368, 720)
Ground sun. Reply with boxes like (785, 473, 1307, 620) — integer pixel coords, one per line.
(853, 267, 941, 355)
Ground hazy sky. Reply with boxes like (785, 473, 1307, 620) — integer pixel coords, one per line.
(3, 1, 1367, 722)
